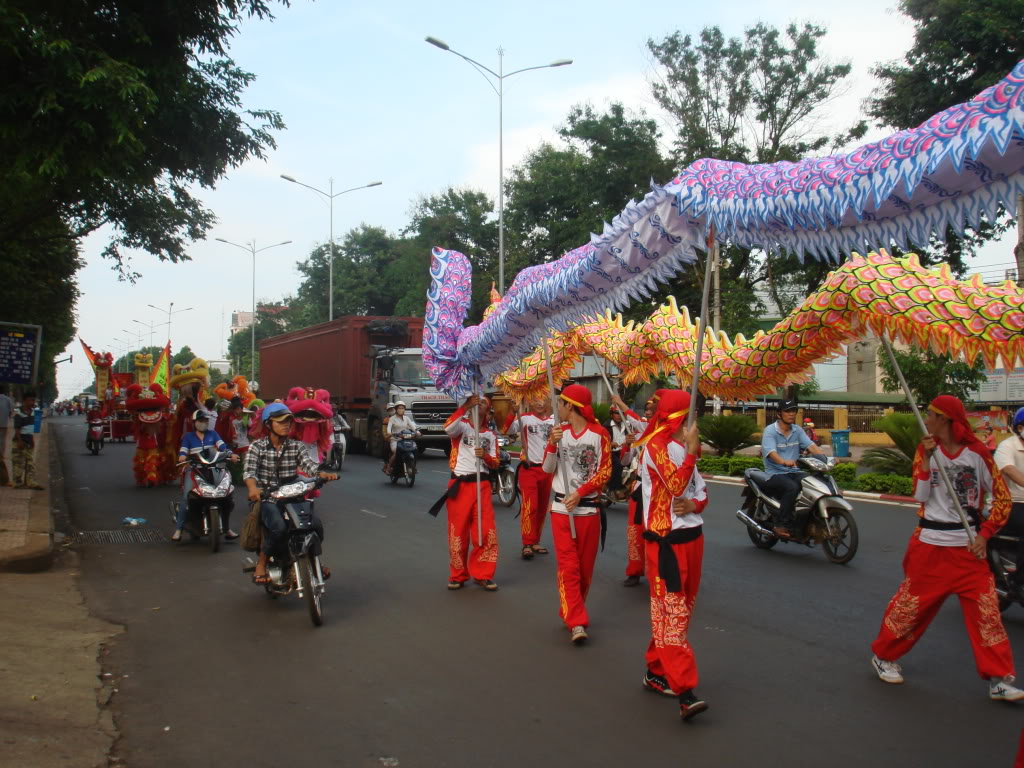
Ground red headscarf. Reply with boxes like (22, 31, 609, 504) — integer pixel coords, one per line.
(636, 389, 691, 447)
(928, 394, 986, 453)
(559, 384, 596, 423)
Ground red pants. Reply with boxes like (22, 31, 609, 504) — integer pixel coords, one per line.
(446, 478, 498, 583)
(625, 496, 644, 577)
(518, 464, 553, 548)
(645, 536, 703, 693)
(871, 533, 1015, 680)
(551, 512, 601, 628)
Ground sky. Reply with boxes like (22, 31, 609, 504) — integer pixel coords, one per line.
(57, 0, 1021, 398)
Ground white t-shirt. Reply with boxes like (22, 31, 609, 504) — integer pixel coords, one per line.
(994, 435, 1024, 504)
(388, 413, 418, 438)
(914, 444, 997, 546)
(542, 422, 610, 515)
(445, 416, 497, 477)
(642, 439, 707, 531)
(515, 412, 553, 464)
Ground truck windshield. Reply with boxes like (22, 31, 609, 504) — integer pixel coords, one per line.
(391, 356, 432, 387)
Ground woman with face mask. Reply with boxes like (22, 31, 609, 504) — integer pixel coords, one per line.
(171, 410, 237, 541)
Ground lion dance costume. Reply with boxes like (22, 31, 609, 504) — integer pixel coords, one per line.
(124, 384, 171, 487)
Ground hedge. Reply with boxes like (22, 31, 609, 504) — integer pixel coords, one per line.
(854, 473, 914, 496)
(697, 455, 762, 476)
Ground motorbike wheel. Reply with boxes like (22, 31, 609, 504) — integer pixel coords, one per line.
(89, 442, 99, 455)
(405, 458, 416, 487)
(208, 506, 221, 553)
(988, 548, 1015, 612)
(298, 555, 324, 627)
(497, 469, 517, 507)
(746, 502, 779, 549)
(821, 508, 858, 564)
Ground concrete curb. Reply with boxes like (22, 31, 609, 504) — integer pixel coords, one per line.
(699, 472, 917, 507)
(0, 424, 56, 572)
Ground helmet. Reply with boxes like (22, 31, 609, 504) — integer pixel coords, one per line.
(248, 380, 259, 394)
(262, 402, 293, 424)
(1013, 407, 1024, 434)
(394, 400, 407, 408)
(192, 409, 212, 422)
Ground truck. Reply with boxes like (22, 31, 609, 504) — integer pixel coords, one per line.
(258, 316, 457, 456)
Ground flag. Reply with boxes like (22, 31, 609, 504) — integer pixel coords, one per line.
(79, 338, 98, 371)
(153, 342, 171, 392)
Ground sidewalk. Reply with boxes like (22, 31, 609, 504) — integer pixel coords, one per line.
(0, 424, 55, 572)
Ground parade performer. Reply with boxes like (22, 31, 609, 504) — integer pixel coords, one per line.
(430, 394, 500, 591)
(635, 389, 709, 720)
(870, 395, 1023, 703)
(543, 384, 611, 644)
(993, 407, 1024, 589)
(281, 387, 333, 465)
(614, 394, 652, 587)
(505, 397, 555, 559)
(124, 383, 171, 487)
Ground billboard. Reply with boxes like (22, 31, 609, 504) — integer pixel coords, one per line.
(0, 323, 42, 385)
(970, 366, 1024, 403)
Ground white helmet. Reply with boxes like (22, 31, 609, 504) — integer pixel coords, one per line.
(386, 402, 396, 410)
(394, 400, 407, 408)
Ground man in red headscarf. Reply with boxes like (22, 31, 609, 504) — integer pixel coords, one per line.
(635, 389, 709, 720)
(870, 394, 1023, 702)
(543, 384, 611, 643)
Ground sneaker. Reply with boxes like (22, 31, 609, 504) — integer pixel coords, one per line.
(678, 690, 708, 720)
(989, 678, 1024, 702)
(474, 579, 499, 591)
(447, 580, 464, 590)
(643, 670, 678, 697)
(623, 574, 641, 587)
(871, 655, 904, 684)
(570, 625, 588, 644)
(170, 529, 182, 542)
(223, 530, 239, 540)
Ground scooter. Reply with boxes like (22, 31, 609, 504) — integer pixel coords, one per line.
(242, 476, 329, 627)
(86, 416, 105, 455)
(170, 448, 235, 553)
(493, 435, 518, 507)
(735, 456, 859, 564)
(389, 429, 419, 487)
(327, 423, 347, 471)
(989, 531, 1023, 612)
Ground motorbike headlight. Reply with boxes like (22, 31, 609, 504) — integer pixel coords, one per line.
(195, 481, 218, 497)
(271, 480, 311, 500)
(216, 473, 231, 492)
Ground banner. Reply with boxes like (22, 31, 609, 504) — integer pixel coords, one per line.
(152, 343, 171, 393)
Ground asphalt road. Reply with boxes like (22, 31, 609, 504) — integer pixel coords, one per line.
(55, 416, 1023, 768)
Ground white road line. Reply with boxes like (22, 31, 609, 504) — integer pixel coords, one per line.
(360, 508, 386, 518)
(431, 470, 448, 475)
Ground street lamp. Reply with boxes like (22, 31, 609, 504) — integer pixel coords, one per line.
(215, 238, 292, 382)
(132, 318, 169, 350)
(426, 36, 572, 293)
(147, 302, 193, 349)
(280, 175, 383, 322)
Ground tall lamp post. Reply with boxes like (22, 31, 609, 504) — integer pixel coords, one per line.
(279, 175, 382, 322)
(215, 238, 292, 382)
(132, 318, 169, 350)
(147, 302, 193, 349)
(426, 36, 572, 294)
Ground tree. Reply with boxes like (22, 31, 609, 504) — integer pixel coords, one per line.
(868, 0, 1024, 272)
(172, 345, 197, 368)
(0, 0, 287, 276)
(878, 347, 988, 405)
(646, 23, 868, 334)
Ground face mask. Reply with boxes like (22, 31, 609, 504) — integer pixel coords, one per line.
(195, 421, 208, 433)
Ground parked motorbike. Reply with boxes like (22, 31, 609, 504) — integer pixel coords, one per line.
(735, 456, 859, 564)
(326, 424, 348, 471)
(170, 448, 235, 553)
(242, 476, 328, 626)
(389, 429, 419, 487)
(493, 435, 518, 507)
(989, 531, 1023, 612)
(86, 417, 105, 455)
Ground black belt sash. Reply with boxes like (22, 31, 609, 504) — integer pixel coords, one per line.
(553, 492, 601, 508)
(918, 507, 979, 532)
(553, 493, 608, 550)
(427, 473, 490, 518)
(641, 526, 703, 593)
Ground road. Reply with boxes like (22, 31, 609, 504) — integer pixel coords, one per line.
(54, 416, 1023, 768)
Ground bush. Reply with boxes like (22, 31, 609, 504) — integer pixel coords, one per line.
(727, 456, 763, 476)
(862, 413, 922, 476)
(698, 414, 758, 456)
(830, 461, 857, 487)
(856, 473, 914, 496)
(697, 456, 730, 475)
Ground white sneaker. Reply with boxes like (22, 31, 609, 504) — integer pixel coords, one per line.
(570, 625, 588, 644)
(871, 655, 904, 684)
(989, 678, 1024, 702)
(170, 529, 182, 542)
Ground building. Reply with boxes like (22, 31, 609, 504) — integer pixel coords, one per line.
(229, 310, 253, 337)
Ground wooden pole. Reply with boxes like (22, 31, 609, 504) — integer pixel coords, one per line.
(473, 379, 484, 547)
(880, 337, 975, 542)
(542, 338, 576, 539)
(688, 230, 716, 427)
(596, 356, 616, 399)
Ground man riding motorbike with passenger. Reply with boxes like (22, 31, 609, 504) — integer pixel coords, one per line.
(384, 400, 420, 474)
(761, 398, 828, 538)
(172, 410, 239, 542)
(243, 403, 338, 584)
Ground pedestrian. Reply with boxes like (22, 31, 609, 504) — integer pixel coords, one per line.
(12, 391, 43, 490)
(634, 389, 709, 720)
(503, 397, 555, 560)
(870, 395, 1023, 702)
(613, 394, 652, 587)
(431, 394, 500, 591)
(992, 407, 1024, 590)
(227, 396, 252, 485)
(543, 384, 611, 644)
(0, 384, 13, 486)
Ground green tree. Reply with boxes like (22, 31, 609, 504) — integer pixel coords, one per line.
(646, 23, 868, 333)
(878, 347, 988, 405)
(172, 345, 197, 368)
(0, 0, 286, 275)
(867, 0, 1024, 272)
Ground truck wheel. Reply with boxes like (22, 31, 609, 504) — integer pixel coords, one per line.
(367, 420, 384, 458)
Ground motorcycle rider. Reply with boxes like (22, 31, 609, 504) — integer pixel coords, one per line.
(993, 407, 1024, 588)
(243, 403, 338, 585)
(331, 408, 351, 467)
(380, 402, 396, 472)
(171, 410, 239, 542)
(760, 398, 827, 538)
(385, 400, 419, 475)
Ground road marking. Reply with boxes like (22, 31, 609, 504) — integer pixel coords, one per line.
(432, 470, 448, 475)
(360, 508, 386, 518)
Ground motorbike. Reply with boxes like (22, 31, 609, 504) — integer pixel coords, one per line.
(242, 476, 328, 626)
(735, 456, 859, 564)
(86, 417, 105, 455)
(493, 435, 518, 507)
(326, 424, 348, 471)
(989, 531, 1023, 612)
(170, 447, 235, 553)
(389, 429, 419, 487)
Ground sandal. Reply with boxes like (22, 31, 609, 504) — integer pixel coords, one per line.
(530, 545, 549, 555)
(253, 571, 271, 585)
(521, 546, 535, 560)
